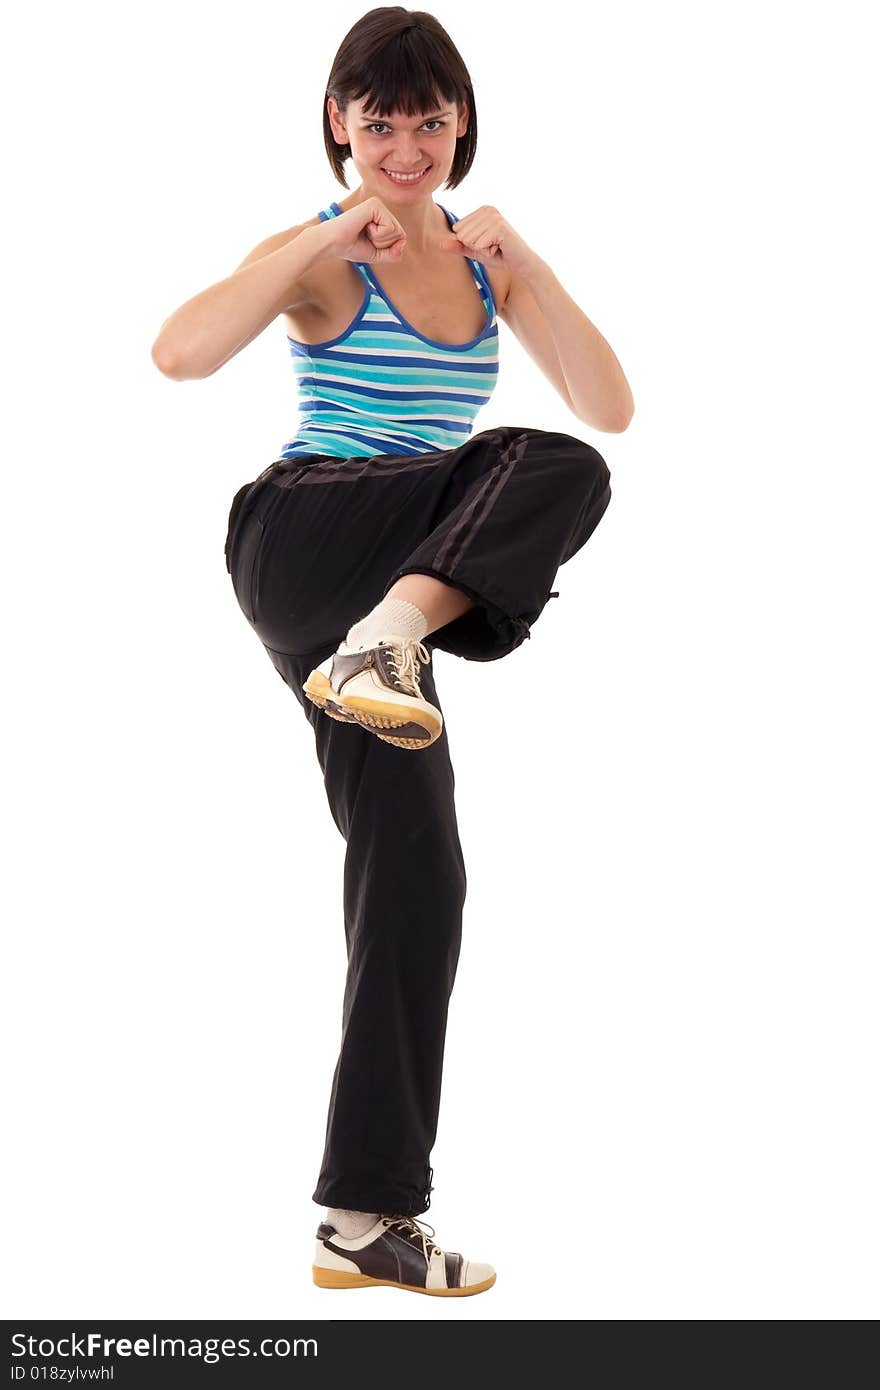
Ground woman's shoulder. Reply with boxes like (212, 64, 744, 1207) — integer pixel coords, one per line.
(233, 209, 344, 333)
(275, 206, 364, 342)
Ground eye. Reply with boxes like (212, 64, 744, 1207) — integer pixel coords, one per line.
(367, 120, 445, 135)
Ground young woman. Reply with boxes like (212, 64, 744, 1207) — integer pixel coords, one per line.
(152, 7, 632, 1298)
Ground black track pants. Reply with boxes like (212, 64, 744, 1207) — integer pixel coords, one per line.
(224, 426, 612, 1215)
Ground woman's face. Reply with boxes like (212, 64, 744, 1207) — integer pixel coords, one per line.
(328, 94, 468, 200)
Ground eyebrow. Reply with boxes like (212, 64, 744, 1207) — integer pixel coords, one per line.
(360, 110, 454, 123)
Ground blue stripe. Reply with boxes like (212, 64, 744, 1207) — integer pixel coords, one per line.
(291, 352, 498, 377)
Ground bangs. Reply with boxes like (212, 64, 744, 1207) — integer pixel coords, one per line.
(351, 34, 463, 120)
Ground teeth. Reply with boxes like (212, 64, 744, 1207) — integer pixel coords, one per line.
(383, 167, 429, 182)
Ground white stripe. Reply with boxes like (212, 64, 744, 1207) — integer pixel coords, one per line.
(292, 375, 495, 398)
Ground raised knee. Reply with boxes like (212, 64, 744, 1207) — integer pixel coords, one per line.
(563, 435, 611, 495)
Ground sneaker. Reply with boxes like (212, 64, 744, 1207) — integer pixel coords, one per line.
(312, 1214, 496, 1296)
(302, 638, 443, 749)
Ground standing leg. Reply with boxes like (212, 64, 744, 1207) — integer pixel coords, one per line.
(263, 639, 466, 1217)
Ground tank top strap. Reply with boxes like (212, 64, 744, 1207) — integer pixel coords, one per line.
(314, 199, 490, 298)
(469, 255, 494, 306)
(437, 202, 492, 305)
(316, 201, 373, 284)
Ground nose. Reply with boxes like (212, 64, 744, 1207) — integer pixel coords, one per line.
(391, 142, 426, 167)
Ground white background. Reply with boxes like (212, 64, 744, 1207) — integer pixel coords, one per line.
(4, 0, 878, 1322)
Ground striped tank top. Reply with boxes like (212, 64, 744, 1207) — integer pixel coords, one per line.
(275, 200, 500, 461)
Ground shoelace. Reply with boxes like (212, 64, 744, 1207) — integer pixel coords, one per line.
(382, 1214, 444, 1269)
(379, 638, 432, 697)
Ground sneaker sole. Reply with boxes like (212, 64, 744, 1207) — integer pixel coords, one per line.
(302, 670, 442, 750)
(312, 1266, 496, 1296)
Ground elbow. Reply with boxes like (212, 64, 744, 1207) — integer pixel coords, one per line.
(609, 404, 634, 433)
(150, 337, 205, 381)
(602, 376, 635, 432)
(606, 393, 635, 433)
(577, 404, 634, 434)
(572, 386, 635, 434)
(151, 336, 185, 380)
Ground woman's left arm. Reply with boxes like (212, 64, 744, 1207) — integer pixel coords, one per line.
(516, 259, 635, 433)
(442, 205, 635, 433)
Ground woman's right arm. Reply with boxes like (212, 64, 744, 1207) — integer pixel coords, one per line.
(150, 222, 332, 381)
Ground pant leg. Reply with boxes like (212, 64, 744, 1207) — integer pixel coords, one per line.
(262, 641, 465, 1216)
(380, 425, 613, 662)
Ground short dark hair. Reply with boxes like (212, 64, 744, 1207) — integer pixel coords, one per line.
(323, 8, 478, 191)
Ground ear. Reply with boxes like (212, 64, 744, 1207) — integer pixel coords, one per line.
(456, 102, 469, 139)
(327, 96, 348, 145)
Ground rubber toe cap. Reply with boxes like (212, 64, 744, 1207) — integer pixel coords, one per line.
(461, 1259, 495, 1287)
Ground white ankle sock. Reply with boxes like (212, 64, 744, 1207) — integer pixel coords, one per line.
(341, 596, 429, 654)
(327, 1207, 380, 1238)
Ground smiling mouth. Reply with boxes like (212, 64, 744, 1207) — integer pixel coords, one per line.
(382, 165, 432, 182)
